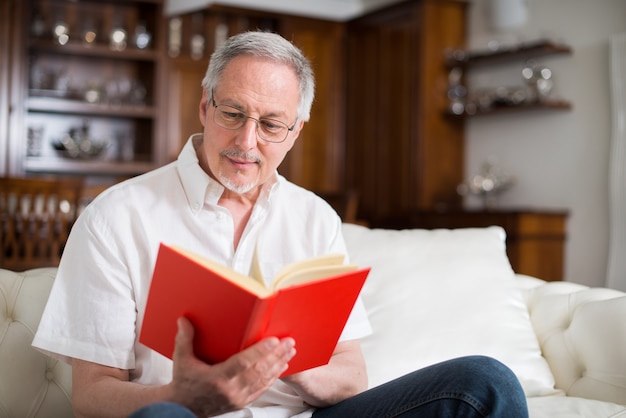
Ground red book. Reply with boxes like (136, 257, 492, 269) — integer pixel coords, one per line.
(139, 243, 370, 376)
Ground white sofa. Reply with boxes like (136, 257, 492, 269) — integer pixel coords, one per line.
(1, 224, 625, 417)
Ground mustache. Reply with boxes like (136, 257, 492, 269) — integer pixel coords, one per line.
(220, 149, 262, 164)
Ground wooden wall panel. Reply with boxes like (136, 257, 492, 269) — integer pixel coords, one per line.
(346, 0, 467, 223)
(165, 58, 205, 160)
(278, 17, 346, 193)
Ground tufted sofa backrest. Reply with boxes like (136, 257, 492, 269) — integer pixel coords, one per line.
(0, 268, 73, 418)
(521, 280, 626, 406)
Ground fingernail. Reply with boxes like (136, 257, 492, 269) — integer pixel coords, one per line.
(283, 340, 296, 360)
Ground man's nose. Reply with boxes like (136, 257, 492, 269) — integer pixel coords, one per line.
(236, 118, 258, 149)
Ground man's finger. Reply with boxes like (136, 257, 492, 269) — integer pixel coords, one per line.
(173, 317, 195, 362)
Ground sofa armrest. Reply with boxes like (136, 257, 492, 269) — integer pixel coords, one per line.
(0, 268, 73, 418)
(521, 279, 626, 405)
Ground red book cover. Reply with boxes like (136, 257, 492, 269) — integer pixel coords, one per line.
(139, 243, 370, 376)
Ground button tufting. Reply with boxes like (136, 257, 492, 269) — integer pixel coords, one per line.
(45, 370, 54, 381)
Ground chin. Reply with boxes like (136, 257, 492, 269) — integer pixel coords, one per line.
(219, 173, 258, 194)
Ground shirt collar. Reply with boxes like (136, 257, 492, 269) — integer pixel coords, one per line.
(176, 134, 282, 214)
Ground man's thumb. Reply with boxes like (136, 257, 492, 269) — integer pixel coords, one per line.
(173, 317, 194, 359)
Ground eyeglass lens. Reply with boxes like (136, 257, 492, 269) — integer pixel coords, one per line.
(213, 104, 290, 143)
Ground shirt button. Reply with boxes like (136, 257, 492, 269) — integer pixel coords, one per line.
(217, 213, 225, 221)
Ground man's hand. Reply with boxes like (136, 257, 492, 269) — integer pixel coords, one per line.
(169, 317, 296, 416)
(71, 318, 295, 418)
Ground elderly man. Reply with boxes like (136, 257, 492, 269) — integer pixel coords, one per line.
(33, 31, 528, 418)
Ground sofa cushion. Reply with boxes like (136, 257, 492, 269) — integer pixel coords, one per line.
(342, 223, 558, 397)
(527, 395, 626, 417)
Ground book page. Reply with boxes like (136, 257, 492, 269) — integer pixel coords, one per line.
(170, 245, 271, 297)
(273, 263, 358, 290)
(248, 246, 266, 288)
(272, 253, 345, 286)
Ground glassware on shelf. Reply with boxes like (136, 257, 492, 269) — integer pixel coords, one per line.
(83, 19, 98, 46)
(522, 62, 554, 102)
(215, 22, 228, 49)
(134, 21, 152, 49)
(116, 131, 135, 162)
(190, 33, 205, 61)
(52, 121, 109, 160)
(190, 13, 205, 61)
(27, 126, 45, 157)
(110, 27, 128, 51)
(31, 10, 46, 38)
(168, 17, 182, 57)
(128, 81, 147, 106)
(84, 81, 103, 104)
(457, 160, 515, 209)
(53, 21, 70, 45)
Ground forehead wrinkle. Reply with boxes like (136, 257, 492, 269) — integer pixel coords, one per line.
(215, 56, 298, 121)
(216, 92, 291, 121)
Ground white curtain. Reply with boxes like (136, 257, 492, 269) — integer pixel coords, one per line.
(607, 33, 626, 291)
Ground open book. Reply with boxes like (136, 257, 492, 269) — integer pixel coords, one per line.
(139, 243, 370, 376)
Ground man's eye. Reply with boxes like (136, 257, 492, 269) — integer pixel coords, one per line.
(221, 111, 243, 120)
(260, 120, 283, 132)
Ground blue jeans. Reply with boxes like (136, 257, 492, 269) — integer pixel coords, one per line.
(129, 356, 528, 417)
(312, 356, 528, 417)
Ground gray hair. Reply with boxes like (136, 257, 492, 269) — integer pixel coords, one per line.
(201, 31, 315, 123)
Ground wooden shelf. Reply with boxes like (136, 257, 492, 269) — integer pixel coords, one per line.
(446, 99, 572, 118)
(445, 38, 573, 118)
(447, 39, 572, 68)
(28, 96, 157, 118)
(24, 158, 155, 176)
(29, 40, 159, 61)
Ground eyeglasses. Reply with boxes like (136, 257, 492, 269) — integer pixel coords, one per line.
(211, 96, 295, 143)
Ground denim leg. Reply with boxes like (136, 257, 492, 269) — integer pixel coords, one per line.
(312, 355, 528, 418)
(128, 402, 196, 418)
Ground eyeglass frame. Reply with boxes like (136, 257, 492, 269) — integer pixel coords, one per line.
(210, 93, 297, 144)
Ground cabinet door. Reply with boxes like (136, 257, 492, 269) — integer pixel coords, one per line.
(346, 0, 466, 223)
(278, 17, 346, 193)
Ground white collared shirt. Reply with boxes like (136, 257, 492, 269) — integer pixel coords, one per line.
(33, 135, 372, 418)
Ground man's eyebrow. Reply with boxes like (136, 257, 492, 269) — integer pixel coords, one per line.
(235, 105, 288, 120)
(216, 94, 289, 120)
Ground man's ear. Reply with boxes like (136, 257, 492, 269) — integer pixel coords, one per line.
(199, 90, 210, 128)
(290, 120, 306, 141)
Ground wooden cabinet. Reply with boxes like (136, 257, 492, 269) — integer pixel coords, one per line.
(385, 209, 569, 281)
(345, 0, 467, 223)
(5, 0, 467, 207)
(7, 0, 167, 181)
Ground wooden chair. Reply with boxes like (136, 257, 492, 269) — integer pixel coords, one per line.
(1, 177, 83, 271)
